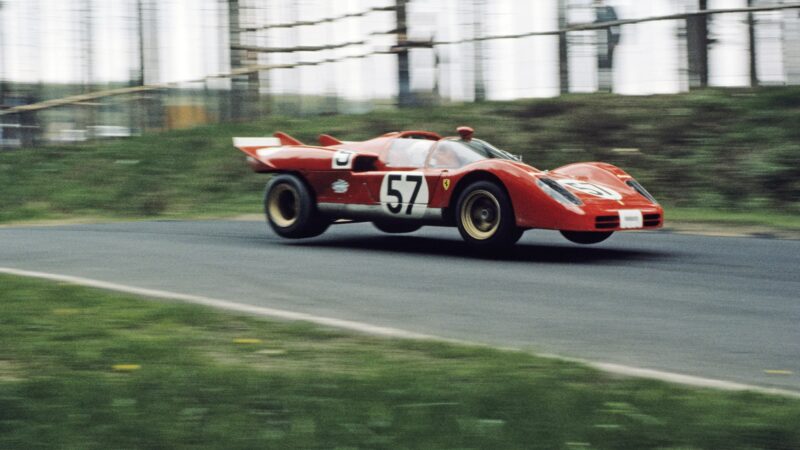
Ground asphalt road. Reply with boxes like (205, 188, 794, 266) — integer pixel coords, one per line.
(1, 220, 798, 391)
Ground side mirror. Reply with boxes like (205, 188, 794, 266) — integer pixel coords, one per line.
(352, 153, 379, 172)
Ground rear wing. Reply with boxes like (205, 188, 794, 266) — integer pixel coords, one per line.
(232, 130, 306, 156)
(232, 137, 283, 172)
(232, 137, 281, 155)
(233, 132, 350, 173)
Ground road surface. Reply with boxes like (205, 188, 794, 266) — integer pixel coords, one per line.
(1, 220, 798, 391)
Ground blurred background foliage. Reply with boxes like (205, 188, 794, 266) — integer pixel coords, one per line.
(1, 87, 798, 223)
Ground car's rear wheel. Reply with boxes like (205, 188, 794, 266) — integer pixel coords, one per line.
(264, 174, 330, 238)
(455, 181, 523, 249)
(372, 221, 422, 234)
(560, 231, 613, 244)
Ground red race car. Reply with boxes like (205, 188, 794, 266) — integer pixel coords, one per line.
(233, 127, 662, 249)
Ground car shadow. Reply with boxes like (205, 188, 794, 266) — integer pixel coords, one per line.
(285, 233, 672, 264)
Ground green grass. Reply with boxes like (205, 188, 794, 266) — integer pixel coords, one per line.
(2, 274, 800, 449)
(1, 88, 799, 228)
(668, 207, 800, 230)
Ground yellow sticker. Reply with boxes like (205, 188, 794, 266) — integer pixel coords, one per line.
(112, 364, 141, 372)
(443, 179, 451, 191)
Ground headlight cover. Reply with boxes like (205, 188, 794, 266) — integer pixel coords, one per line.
(626, 180, 658, 204)
(536, 177, 583, 206)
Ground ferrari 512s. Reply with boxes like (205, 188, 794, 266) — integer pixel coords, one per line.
(233, 127, 663, 249)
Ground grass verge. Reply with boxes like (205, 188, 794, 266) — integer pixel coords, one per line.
(666, 207, 800, 232)
(1, 274, 800, 449)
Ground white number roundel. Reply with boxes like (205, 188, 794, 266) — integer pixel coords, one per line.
(380, 172, 429, 218)
(332, 150, 355, 169)
(557, 180, 622, 200)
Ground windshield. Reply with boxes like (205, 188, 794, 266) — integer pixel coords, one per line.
(462, 138, 520, 161)
(427, 138, 519, 169)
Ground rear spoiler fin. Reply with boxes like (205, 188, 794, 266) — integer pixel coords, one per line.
(318, 134, 343, 146)
(274, 131, 303, 146)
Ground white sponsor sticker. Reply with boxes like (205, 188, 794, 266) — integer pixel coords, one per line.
(557, 180, 622, 200)
(618, 209, 643, 229)
(331, 179, 349, 194)
(379, 172, 430, 218)
(332, 150, 355, 169)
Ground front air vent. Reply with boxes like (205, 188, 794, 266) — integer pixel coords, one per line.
(596, 215, 619, 229)
(643, 213, 661, 227)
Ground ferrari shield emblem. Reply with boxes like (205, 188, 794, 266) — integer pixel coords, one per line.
(443, 179, 451, 191)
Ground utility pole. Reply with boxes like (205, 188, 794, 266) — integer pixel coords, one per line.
(473, 0, 486, 102)
(133, 0, 145, 134)
(81, 0, 96, 134)
(558, 0, 569, 94)
(141, 0, 163, 130)
(82, 0, 94, 93)
(241, 2, 261, 117)
(687, 0, 709, 88)
(395, 0, 412, 107)
(0, 0, 6, 111)
(256, 1, 270, 116)
(0, 0, 6, 148)
(137, 0, 145, 88)
(228, 0, 245, 119)
(747, 0, 758, 87)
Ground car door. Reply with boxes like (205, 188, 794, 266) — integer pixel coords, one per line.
(350, 138, 445, 220)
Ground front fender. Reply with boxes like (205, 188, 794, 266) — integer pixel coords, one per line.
(550, 162, 633, 191)
(440, 160, 580, 229)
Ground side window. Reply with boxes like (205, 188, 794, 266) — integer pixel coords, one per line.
(386, 139, 434, 168)
(428, 141, 484, 169)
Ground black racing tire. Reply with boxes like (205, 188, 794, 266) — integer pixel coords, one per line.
(264, 174, 330, 239)
(560, 231, 613, 245)
(372, 221, 423, 234)
(455, 180, 524, 249)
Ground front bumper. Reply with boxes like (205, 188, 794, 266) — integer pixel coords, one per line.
(517, 203, 664, 232)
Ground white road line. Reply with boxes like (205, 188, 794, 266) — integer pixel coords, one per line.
(0, 267, 435, 340)
(2, 266, 798, 399)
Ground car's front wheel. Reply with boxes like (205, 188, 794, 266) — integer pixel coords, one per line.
(560, 231, 613, 244)
(264, 174, 330, 238)
(455, 180, 523, 249)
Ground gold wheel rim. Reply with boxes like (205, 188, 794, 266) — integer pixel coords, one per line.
(460, 190, 500, 240)
(267, 183, 300, 228)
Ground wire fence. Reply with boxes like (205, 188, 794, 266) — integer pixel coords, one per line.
(1, 0, 800, 148)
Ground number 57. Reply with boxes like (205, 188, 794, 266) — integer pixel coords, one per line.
(386, 174, 423, 215)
